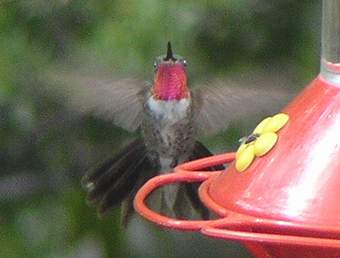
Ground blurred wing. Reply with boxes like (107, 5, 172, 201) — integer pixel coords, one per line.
(193, 75, 296, 136)
(45, 72, 147, 132)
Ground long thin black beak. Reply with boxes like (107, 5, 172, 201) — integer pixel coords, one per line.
(164, 41, 176, 61)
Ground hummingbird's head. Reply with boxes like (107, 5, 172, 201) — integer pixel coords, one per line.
(152, 42, 189, 100)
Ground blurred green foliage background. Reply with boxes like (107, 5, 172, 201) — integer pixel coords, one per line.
(1, 0, 320, 257)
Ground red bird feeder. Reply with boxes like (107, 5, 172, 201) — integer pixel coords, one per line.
(134, 1, 340, 257)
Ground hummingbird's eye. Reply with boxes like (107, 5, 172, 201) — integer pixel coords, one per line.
(153, 61, 157, 69)
(182, 59, 187, 66)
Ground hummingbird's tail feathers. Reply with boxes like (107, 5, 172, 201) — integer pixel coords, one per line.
(84, 139, 145, 203)
(121, 159, 156, 227)
(178, 141, 225, 219)
(81, 144, 132, 186)
(82, 139, 153, 219)
(98, 152, 147, 215)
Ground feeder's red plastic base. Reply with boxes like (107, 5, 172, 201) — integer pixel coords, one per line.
(134, 76, 340, 258)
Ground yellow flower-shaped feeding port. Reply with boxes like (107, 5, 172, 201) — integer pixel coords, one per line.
(235, 113, 289, 172)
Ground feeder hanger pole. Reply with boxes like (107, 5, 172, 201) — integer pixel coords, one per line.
(321, 0, 340, 85)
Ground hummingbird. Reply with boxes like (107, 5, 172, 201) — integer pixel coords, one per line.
(82, 42, 225, 225)
(46, 42, 294, 226)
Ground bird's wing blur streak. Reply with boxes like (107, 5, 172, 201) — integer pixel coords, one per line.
(45, 72, 146, 132)
(193, 74, 296, 136)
